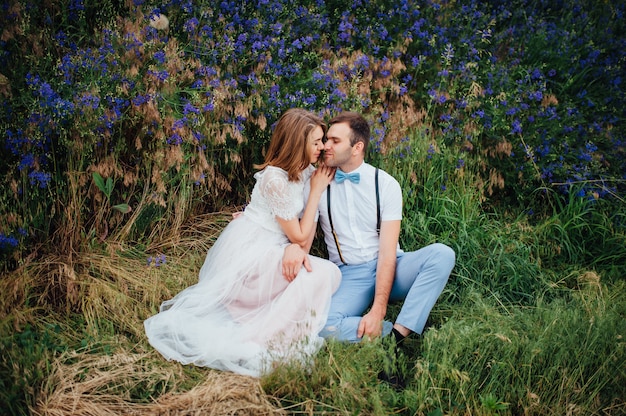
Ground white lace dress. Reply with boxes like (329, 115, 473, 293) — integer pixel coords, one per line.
(144, 165, 341, 377)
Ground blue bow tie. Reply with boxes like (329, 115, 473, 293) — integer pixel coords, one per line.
(335, 170, 360, 184)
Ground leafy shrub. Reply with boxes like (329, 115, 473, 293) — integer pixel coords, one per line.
(0, 0, 623, 275)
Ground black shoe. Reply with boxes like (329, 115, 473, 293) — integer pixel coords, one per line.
(377, 365, 406, 391)
(377, 341, 407, 391)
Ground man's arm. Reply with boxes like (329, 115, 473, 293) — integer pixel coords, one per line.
(357, 219, 401, 339)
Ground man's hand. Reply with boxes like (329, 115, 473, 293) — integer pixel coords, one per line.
(357, 309, 386, 340)
(282, 243, 312, 282)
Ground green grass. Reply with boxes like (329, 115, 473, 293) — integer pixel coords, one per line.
(1, 202, 624, 415)
(1, 1, 625, 414)
(2, 130, 624, 415)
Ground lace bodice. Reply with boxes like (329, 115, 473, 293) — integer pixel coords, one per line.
(243, 165, 314, 235)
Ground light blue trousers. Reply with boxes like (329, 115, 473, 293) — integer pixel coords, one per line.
(319, 243, 455, 342)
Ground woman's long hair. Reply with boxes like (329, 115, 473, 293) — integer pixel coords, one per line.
(255, 109, 326, 181)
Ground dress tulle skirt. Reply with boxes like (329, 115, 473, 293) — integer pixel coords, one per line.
(144, 215, 341, 377)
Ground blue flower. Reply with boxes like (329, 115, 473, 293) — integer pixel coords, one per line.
(28, 171, 52, 188)
(168, 133, 183, 145)
(183, 102, 200, 115)
(147, 254, 167, 267)
(80, 93, 100, 110)
(148, 69, 169, 82)
(184, 17, 199, 33)
(19, 154, 36, 171)
(154, 50, 166, 64)
(530, 68, 543, 80)
(473, 109, 485, 119)
(0, 233, 19, 250)
(427, 144, 435, 159)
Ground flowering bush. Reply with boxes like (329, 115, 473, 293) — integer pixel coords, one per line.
(0, 0, 623, 268)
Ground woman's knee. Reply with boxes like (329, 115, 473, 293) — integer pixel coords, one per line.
(309, 258, 342, 289)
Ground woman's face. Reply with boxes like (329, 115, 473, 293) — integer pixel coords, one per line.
(307, 125, 325, 163)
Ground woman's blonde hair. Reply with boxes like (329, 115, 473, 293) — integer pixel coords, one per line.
(255, 108, 326, 181)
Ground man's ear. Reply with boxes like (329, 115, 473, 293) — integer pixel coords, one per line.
(353, 141, 364, 155)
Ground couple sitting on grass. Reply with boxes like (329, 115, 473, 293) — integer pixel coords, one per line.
(144, 109, 455, 388)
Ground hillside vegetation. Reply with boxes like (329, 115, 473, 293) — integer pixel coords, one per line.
(0, 1, 624, 414)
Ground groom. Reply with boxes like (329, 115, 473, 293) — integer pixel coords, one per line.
(282, 111, 455, 348)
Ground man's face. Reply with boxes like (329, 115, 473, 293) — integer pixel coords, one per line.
(323, 122, 355, 168)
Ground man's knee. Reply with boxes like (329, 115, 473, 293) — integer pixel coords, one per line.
(319, 315, 341, 339)
(433, 243, 455, 272)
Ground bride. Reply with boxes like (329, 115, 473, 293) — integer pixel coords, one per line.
(144, 108, 341, 377)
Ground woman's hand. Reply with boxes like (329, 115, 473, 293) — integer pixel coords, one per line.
(310, 164, 335, 195)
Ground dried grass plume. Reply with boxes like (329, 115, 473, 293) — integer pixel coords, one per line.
(149, 14, 170, 31)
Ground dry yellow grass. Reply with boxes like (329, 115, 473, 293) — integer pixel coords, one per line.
(3, 211, 290, 415)
(33, 351, 284, 415)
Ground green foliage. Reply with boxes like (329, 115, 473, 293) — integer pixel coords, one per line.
(93, 172, 131, 214)
(0, 322, 67, 416)
(260, 280, 626, 415)
(0, 0, 624, 414)
(1, 0, 624, 273)
(414, 281, 626, 415)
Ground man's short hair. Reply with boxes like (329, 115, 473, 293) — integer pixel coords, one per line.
(329, 112, 370, 150)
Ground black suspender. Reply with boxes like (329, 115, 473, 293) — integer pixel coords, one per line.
(327, 168, 380, 265)
(375, 168, 380, 234)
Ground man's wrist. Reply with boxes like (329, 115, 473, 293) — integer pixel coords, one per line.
(369, 303, 387, 319)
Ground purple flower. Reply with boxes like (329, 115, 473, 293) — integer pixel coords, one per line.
(154, 51, 166, 64)
(531, 68, 542, 79)
(184, 17, 199, 33)
(506, 107, 519, 116)
(148, 69, 169, 82)
(0, 233, 19, 250)
(511, 119, 522, 135)
(147, 254, 167, 267)
(168, 133, 183, 145)
(427, 143, 435, 159)
(28, 171, 52, 188)
(79, 93, 100, 110)
(183, 102, 200, 115)
(19, 154, 36, 171)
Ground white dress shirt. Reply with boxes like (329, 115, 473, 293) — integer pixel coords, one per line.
(306, 162, 403, 265)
